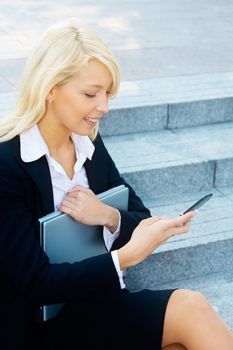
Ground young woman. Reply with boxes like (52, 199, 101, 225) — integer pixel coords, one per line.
(0, 21, 232, 350)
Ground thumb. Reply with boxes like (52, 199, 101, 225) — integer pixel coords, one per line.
(167, 211, 197, 228)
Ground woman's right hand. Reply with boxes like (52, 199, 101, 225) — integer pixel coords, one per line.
(117, 211, 196, 270)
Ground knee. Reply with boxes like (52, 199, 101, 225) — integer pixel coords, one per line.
(173, 289, 210, 315)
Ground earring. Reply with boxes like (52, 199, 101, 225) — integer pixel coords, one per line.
(49, 98, 52, 104)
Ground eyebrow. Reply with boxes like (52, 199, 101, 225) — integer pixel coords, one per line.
(83, 84, 112, 89)
(84, 84, 103, 88)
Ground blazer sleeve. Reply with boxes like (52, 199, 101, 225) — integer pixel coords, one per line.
(94, 134, 152, 250)
(0, 153, 121, 307)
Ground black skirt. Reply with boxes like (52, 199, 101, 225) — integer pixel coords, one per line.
(30, 288, 176, 350)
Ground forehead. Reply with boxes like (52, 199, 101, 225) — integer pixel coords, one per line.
(71, 59, 113, 89)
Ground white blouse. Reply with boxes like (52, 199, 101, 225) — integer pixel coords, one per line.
(20, 124, 125, 288)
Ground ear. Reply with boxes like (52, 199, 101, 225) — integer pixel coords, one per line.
(46, 87, 57, 103)
(46, 94, 51, 103)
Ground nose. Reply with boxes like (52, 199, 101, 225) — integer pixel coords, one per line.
(96, 95, 109, 114)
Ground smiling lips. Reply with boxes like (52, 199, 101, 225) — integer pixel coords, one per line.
(84, 117, 98, 126)
(84, 117, 101, 126)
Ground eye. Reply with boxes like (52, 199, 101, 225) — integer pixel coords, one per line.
(85, 93, 96, 98)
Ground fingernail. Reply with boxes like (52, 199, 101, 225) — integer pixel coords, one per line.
(191, 210, 198, 216)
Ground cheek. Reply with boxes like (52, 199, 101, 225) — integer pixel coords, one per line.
(54, 97, 83, 120)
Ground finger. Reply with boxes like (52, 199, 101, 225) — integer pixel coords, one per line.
(168, 211, 197, 228)
(169, 222, 190, 237)
(61, 195, 81, 205)
(59, 198, 80, 212)
(67, 185, 83, 193)
(179, 210, 197, 226)
(65, 190, 92, 200)
(65, 191, 83, 199)
(59, 204, 76, 217)
(68, 185, 92, 194)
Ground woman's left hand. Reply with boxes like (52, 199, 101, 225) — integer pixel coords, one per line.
(59, 185, 119, 231)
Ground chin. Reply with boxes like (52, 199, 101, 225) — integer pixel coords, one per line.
(73, 128, 93, 136)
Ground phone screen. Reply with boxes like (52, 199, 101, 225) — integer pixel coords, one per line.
(182, 193, 213, 215)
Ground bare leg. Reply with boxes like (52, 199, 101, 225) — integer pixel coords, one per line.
(162, 289, 233, 350)
(162, 344, 187, 350)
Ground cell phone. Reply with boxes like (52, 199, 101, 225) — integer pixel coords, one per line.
(182, 193, 213, 215)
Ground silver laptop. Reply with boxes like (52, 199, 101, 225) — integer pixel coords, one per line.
(38, 184, 129, 322)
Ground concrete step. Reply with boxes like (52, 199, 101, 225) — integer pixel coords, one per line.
(128, 268, 233, 331)
(103, 121, 233, 200)
(125, 186, 233, 291)
(101, 72, 233, 136)
(1, 72, 233, 136)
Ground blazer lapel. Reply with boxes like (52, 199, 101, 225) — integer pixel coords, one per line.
(84, 158, 99, 194)
(10, 136, 54, 215)
(21, 156, 54, 215)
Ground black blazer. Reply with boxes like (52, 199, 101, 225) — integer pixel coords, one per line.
(0, 133, 151, 349)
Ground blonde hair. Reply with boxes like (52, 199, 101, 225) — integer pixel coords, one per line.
(0, 20, 120, 142)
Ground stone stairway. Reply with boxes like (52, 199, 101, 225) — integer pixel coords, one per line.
(1, 0, 233, 339)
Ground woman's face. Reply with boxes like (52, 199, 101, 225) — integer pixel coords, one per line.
(49, 59, 113, 136)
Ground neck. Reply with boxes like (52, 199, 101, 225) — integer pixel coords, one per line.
(38, 117, 71, 153)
